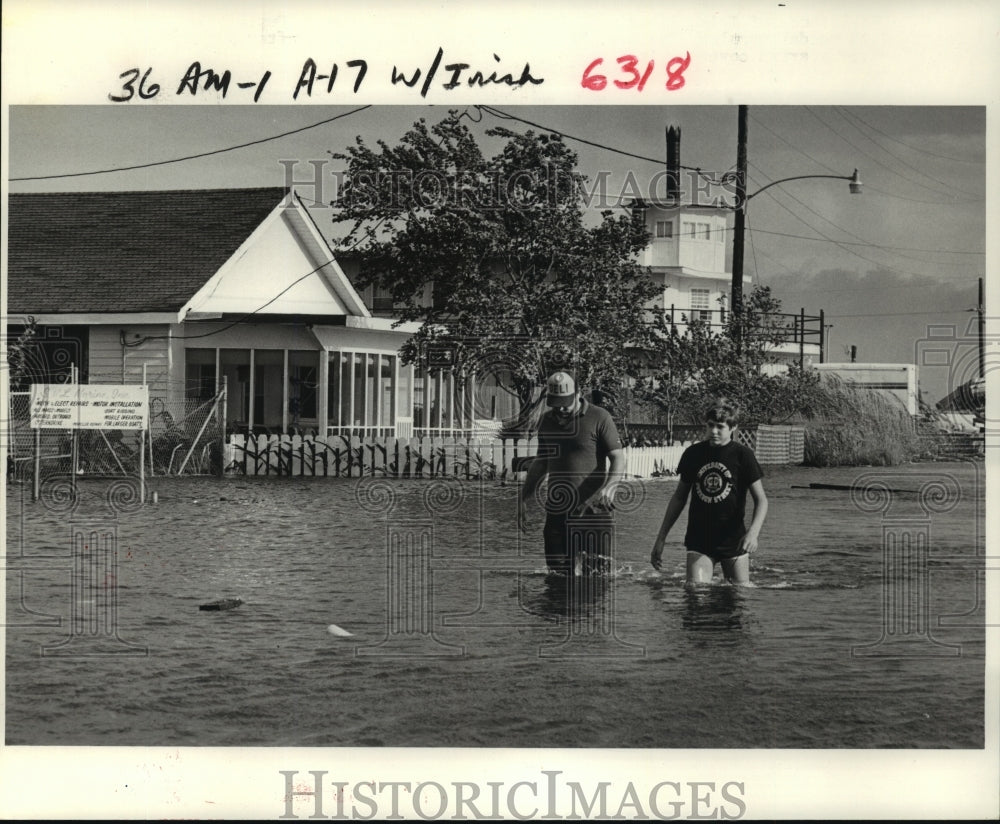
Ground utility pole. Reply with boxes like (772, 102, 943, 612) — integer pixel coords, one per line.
(729, 104, 860, 360)
(731, 105, 749, 346)
(978, 276, 985, 379)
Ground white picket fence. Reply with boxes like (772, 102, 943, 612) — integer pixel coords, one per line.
(225, 433, 689, 479)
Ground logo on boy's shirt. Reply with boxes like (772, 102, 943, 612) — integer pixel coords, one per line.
(695, 461, 733, 503)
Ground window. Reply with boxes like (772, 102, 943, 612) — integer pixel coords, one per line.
(220, 349, 252, 424)
(655, 220, 673, 239)
(431, 281, 449, 310)
(690, 288, 712, 322)
(372, 285, 395, 314)
(289, 351, 318, 422)
(327, 350, 397, 436)
(189, 347, 319, 434)
(254, 349, 284, 425)
(185, 349, 217, 401)
(682, 221, 713, 241)
(9, 324, 89, 389)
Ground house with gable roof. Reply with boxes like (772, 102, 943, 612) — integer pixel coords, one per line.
(6, 186, 492, 440)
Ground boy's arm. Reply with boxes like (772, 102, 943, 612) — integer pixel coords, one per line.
(739, 479, 768, 554)
(650, 481, 691, 570)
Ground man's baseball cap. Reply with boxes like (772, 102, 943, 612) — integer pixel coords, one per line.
(546, 371, 577, 407)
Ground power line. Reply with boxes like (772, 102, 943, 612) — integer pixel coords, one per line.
(838, 107, 984, 164)
(806, 106, 982, 200)
(9, 106, 372, 182)
(478, 105, 666, 166)
(746, 210, 765, 288)
(477, 105, 730, 187)
(832, 106, 984, 198)
(750, 110, 983, 205)
(811, 185, 981, 206)
(827, 308, 971, 318)
(136, 259, 338, 343)
(747, 164, 967, 279)
(748, 114, 842, 176)
(747, 225, 984, 256)
(773, 280, 979, 295)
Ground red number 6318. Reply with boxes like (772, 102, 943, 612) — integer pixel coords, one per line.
(581, 53, 691, 92)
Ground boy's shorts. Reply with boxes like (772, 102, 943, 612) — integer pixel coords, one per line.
(686, 544, 746, 563)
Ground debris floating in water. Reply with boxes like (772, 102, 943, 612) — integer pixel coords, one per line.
(791, 482, 918, 494)
(327, 624, 353, 637)
(199, 598, 243, 611)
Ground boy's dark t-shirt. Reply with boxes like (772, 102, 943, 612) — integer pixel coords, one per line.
(677, 439, 763, 555)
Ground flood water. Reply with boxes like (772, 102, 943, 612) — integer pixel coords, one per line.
(4, 461, 986, 748)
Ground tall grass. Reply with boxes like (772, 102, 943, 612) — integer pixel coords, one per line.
(802, 376, 927, 467)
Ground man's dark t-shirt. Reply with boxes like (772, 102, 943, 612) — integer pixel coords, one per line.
(677, 440, 763, 556)
(537, 400, 622, 516)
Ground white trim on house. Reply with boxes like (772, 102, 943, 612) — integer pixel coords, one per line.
(285, 190, 371, 317)
(23, 313, 182, 325)
(179, 191, 371, 321)
(341, 316, 423, 333)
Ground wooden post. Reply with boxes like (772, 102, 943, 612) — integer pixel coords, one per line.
(820, 309, 826, 364)
(799, 307, 806, 368)
(142, 363, 152, 480)
(731, 105, 749, 350)
(978, 276, 985, 379)
(139, 423, 145, 503)
(71, 363, 78, 500)
(33, 427, 41, 502)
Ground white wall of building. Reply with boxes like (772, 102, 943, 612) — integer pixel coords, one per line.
(814, 363, 919, 415)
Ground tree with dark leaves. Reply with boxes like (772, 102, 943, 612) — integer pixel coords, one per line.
(330, 112, 658, 432)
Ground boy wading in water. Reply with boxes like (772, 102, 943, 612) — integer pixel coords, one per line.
(650, 399, 768, 585)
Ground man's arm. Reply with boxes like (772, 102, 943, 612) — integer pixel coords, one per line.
(518, 456, 549, 533)
(650, 481, 691, 570)
(593, 447, 626, 510)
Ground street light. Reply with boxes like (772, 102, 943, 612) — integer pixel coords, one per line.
(730, 105, 862, 342)
(745, 169, 863, 202)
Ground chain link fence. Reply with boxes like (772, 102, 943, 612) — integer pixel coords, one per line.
(6, 380, 227, 483)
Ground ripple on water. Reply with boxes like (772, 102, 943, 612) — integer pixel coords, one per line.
(5, 464, 985, 748)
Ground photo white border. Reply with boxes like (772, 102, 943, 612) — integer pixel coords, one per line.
(2, 1, 997, 819)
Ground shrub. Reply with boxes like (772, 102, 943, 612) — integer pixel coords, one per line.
(802, 376, 924, 466)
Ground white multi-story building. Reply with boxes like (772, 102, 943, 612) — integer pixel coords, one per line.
(628, 125, 824, 372)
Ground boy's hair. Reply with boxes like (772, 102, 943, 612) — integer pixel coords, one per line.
(705, 398, 739, 427)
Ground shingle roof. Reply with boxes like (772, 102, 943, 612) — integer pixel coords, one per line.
(7, 187, 288, 314)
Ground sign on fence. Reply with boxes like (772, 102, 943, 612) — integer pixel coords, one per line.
(29, 384, 149, 430)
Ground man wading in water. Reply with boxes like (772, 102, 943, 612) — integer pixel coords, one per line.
(518, 372, 626, 576)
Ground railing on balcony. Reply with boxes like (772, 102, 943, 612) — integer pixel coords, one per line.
(664, 305, 826, 367)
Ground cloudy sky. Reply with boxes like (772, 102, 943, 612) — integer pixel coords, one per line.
(8, 104, 984, 403)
